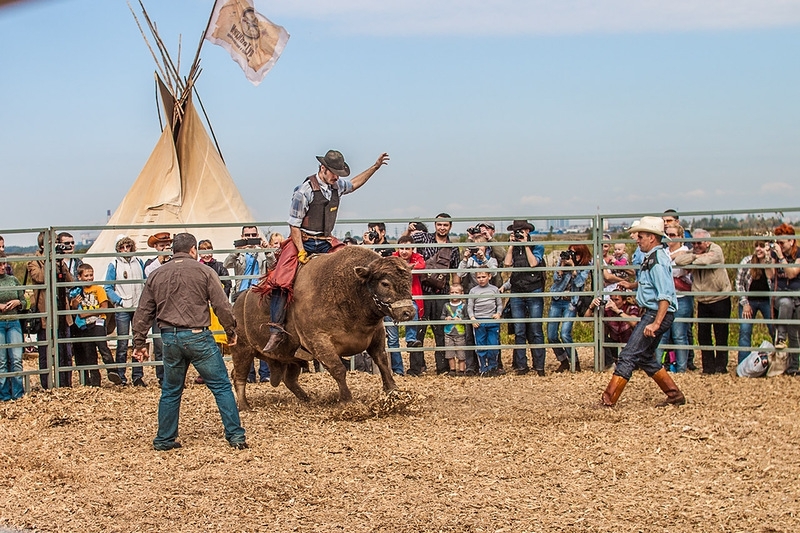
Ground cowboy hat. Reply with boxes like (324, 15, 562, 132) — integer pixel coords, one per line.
(315, 149, 350, 177)
(627, 216, 666, 237)
(147, 232, 173, 248)
(506, 220, 535, 232)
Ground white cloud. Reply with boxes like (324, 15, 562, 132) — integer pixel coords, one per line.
(760, 181, 794, 193)
(263, 0, 800, 36)
(520, 194, 552, 206)
(684, 189, 707, 198)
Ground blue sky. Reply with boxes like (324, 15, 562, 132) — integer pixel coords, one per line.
(1, 0, 799, 243)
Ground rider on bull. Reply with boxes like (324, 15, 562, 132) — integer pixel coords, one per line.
(262, 149, 390, 353)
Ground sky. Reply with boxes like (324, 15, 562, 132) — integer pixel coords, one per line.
(1, 0, 799, 245)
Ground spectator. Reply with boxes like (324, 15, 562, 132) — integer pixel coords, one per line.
(549, 244, 591, 373)
(771, 223, 799, 375)
(0, 252, 28, 401)
(56, 232, 83, 280)
(104, 235, 147, 386)
(601, 233, 626, 288)
(674, 228, 732, 375)
(458, 236, 498, 290)
(469, 271, 503, 376)
(362, 222, 394, 258)
(610, 243, 632, 280)
(27, 231, 73, 389)
(659, 224, 694, 373)
(502, 220, 546, 376)
(0, 236, 12, 275)
(476, 222, 506, 288)
(268, 232, 285, 250)
(441, 283, 467, 376)
(583, 289, 641, 369)
(144, 232, 173, 386)
(406, 214, 461, 375)
(198, 239, 232, 298)
(388, 235, 425, 376)
(735, 238, 775, 364)
(224, 226, 275, 302)
(69, 264, 122, 386)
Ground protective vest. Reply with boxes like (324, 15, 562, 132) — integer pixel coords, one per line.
(301, 174, 340, 236)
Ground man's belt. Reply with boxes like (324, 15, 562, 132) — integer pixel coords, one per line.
(160, 326, 208, 333)
(300, 231, 332, 242)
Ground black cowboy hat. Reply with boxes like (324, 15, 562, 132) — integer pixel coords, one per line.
(506, 220, 535, 232)
(316, 150, 350, 177)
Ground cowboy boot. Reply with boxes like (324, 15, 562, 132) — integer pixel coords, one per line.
(652, 367, 686, 407)
(600, 374, 628, 407)
(262, 331, 286, 354)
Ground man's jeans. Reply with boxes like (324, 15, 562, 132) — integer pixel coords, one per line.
(0, 320, 24, 401)
(775, 296, 800, 373)
(385, 302, 418, 375)
(509, 292, 544, 371)
(115, 310, 143, 383)
(615, 310, 674, 380)
(737, 298, 773, 364)
(155, 330, 245, 449)
(659, 295, 693, 372)
(548, 298, 576, 362)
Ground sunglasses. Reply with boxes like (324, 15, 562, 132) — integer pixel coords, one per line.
(61, 241, 75, 246)
(243, 233, 258, 238)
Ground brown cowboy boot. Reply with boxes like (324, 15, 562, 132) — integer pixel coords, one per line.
(600, 374, 628, 407)
(652, 368, 686, 407)
(262, 331, 286, 354)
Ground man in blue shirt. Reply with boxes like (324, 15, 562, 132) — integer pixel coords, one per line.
(601, 217, 687, 408)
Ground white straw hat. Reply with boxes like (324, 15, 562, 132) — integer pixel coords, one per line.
(627, 216, 666, 237)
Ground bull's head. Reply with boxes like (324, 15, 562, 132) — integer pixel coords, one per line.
(354, 256, 415, 322)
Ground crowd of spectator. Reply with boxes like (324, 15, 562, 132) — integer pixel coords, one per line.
(0, 210, 798, 399)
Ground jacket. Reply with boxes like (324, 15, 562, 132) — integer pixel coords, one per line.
(674, 242, 731, 304)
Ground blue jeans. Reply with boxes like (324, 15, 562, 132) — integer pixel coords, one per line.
(660, 295, 693, 372)
(115, 310, 143, 383)
(615, 310, 674, 380)
(474, 322, 499, 373)
(0, 320, 24, 401)
(248, 359, 271, 382)
(509, 292, 544, 371)
(155, 330, 245, 449)
(547, 298, 576, 362)
(738, 298, 773, 364)
(385, 303, 419, 375)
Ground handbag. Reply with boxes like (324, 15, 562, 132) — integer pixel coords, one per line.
(19, 270, 41, 336)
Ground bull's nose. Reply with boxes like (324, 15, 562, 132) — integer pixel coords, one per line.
(399, 308, 414, 322)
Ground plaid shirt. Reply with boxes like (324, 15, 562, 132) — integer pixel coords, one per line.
(287, 176, 354, 230)
(735, 254, 774, 306)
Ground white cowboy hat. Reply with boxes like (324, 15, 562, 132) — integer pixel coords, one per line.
(627, 216, 666, 237)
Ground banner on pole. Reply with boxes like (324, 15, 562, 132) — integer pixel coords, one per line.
(205, 0, 289, 86)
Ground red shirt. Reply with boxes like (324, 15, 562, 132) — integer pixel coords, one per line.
(393, 251, 425, 318)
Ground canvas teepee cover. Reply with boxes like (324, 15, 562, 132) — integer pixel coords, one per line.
(88, 76, 255, 280)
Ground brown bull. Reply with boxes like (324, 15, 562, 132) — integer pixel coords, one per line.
(231, 246, 415, 410)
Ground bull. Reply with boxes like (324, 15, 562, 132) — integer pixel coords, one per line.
(230, 246, 415, 410)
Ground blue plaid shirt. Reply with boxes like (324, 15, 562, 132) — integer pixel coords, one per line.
(287, 175, 354, 231)
(636, 245, 677, 312)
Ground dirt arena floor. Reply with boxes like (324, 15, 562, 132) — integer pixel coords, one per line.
(1, 348, 799, 533)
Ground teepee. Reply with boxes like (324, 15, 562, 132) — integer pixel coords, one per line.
(88, 5, 255, 280)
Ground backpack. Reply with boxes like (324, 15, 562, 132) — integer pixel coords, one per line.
(420, 247, 453, 291)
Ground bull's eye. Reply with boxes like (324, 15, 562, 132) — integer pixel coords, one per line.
(380, 280, 390, 289)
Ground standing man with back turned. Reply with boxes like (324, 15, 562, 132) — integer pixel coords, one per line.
(600, 217, 687, 408)
(132, 233, 247, 451)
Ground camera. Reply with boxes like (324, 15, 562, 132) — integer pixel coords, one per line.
(55, 243, 72, 253)
(560, 249, 577, 262)
(233, 238, 262, 247)
(466, 226, 481, 236)
(468, 247, 479, 255)
(513, 229, 527, 241)
(367, 230, 380, 242)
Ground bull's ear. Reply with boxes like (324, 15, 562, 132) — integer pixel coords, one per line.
(354, 266, 370, 281)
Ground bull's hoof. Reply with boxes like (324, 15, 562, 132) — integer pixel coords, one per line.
(237, 400, 252, 412)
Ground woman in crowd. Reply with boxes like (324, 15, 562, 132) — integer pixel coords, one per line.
(0, 252, 28, 401)
(198, 239, 232, 298)
(549, 244, 591, 372)
(735, 237, 775, 364)
(659, 224, 694, 372)
(772, 223, 800, 375)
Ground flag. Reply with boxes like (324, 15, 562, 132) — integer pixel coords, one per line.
(205, 0, 289, 86)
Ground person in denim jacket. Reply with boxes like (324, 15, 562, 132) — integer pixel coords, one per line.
(548, 244, 591, 372)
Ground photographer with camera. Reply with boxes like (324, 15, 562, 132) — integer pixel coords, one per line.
(362, 222, 393, 258)
(502, 220, 546, 376)
(771, 224, 800, 374)
(224, 226, 276, 302)
(548, 244, 591, 373)
(27, 231, 75, 388)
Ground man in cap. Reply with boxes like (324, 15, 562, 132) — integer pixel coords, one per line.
(104, 234, 147, 386)
(503, 220, 546, 376)
(600, 216, 686, 407)
(132, 233, 247, 451)
(262, 150, 390, 353)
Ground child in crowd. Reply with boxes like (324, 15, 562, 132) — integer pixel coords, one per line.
(69, 264, 121, 387)
(468, 271, 503, 376)
(388, 236, 425, 375)
(441, 283, 467, 375)
(611, 243, 631, 280)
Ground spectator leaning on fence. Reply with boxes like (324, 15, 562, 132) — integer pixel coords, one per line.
(771, 223, 800, 376)
(674, 228, 732, 375)
(0, 252, 28, 401)
(735, 237, 775, 365)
